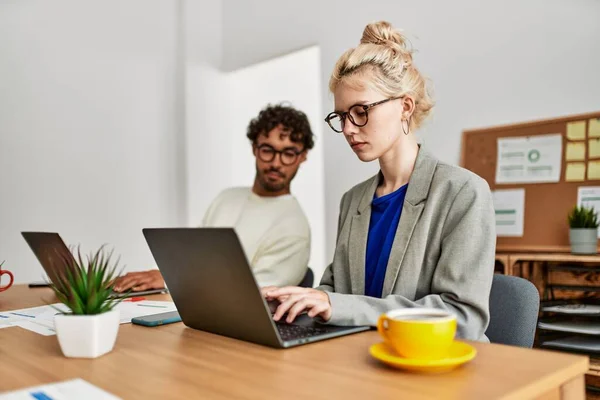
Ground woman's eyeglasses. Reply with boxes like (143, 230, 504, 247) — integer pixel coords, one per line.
(324, 97, 402, 133)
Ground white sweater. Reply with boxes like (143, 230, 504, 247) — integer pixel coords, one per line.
(202, 187, 310, 287)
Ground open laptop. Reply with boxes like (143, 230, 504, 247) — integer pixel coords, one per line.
(21, 232, 168, 298)
(142, 227, 369, 348)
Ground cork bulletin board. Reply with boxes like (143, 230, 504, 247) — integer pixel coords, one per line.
(461, 111, 600, 252)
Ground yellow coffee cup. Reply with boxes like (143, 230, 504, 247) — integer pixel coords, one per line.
(377, 308, 457, 360)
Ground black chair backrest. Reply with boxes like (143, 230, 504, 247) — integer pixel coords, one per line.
(298, 267, 314, 288)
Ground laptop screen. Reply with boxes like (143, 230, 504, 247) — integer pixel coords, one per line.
(21, 232, 77, 286)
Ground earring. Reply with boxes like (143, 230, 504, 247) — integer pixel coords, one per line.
(401, 118, 410, 135)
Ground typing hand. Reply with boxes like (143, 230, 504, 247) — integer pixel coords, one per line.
(261, 286, 332, 323)
(112, 270, 165, 292)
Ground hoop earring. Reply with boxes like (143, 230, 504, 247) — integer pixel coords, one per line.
(401, 118, 410, 135)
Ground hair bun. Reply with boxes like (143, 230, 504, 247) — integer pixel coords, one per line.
(360, 21, 405, 46)
(360, 21, 412, 62)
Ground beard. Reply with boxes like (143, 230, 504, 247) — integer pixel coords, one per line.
(256, 166, 297, 193)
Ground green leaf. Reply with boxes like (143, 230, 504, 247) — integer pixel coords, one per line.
(568, 205, 599, 228)
(48, 244, 124, 315)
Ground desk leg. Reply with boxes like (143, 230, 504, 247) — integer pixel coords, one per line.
(531, 261, 545, 298)
(509, 259, 517, 277)
(560, 375, 585, 400)
(536, 375, 585, 400)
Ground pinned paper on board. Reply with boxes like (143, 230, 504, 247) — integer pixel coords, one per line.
(565, 162, 586, 182)
(495, 134, 562, 184)
(577, 186, 600, 238)
(590, 118, 600, 139)
(589, 161, 600, 180)
(565, 142, 586, 161)
(566, 121, 586, 140)
(589, 139, 600, 159)
(492, 189, 525, 237)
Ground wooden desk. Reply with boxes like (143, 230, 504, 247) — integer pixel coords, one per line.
(0, 285, 589, 399)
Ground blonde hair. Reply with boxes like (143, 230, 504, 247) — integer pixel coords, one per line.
(329, 21, 434, 129)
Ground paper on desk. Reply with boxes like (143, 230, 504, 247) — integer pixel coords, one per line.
(0, 378, 120, 400)
(116, 300, 178, 323)
(12, 321, 55, 336)
(0, 313, 18, 329)
(0, 304, 67, 333)
(0, 304, 64, 336)
(0, 320, 13, 329)
(0, 301, 177, 336)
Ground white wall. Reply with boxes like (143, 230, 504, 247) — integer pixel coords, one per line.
(4, 0, 599, 286)
(227, 46, 326, 282)
(0, 0, 185, 283)
(221, 0, 600, 265)
(1, 0, 326, 286)
(187, 45, 327, 281)
(184, 0, 225, 226)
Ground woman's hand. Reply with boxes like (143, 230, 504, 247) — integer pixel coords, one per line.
(261, 286, 332, 323)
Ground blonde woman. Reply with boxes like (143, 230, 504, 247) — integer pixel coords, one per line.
(262, 21, 495, 341)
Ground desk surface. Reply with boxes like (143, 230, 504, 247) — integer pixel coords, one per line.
(0, 285, 589, 399)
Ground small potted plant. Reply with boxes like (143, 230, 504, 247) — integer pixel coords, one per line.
(568, 205, 599, 255)
(49, 245, 123, 358)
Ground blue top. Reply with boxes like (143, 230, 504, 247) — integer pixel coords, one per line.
(365, 184, 408, 298)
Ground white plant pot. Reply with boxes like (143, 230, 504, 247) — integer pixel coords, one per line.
(569, 228, 599, 255)
(54, 309, 120, 358)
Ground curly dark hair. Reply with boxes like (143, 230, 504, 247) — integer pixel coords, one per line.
(246, 104, 315, 151)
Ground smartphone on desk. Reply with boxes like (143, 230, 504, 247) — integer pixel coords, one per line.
(132, 311, 182, 327)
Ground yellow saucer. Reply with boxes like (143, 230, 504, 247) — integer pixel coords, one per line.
(369, 341, 477, 373)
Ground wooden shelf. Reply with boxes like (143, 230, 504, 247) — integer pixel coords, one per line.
(589, 359, 600, 377)
(501, 251, 600, 390)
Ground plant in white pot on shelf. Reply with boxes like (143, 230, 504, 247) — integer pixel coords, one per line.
(49, 246, 123, 358)
(568, 205, 599, 255)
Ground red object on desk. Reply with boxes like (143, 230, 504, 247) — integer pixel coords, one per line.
(0, 261, 14, 293)
(124, 297, 146, 302)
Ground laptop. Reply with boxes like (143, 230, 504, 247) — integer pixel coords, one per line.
(142, 227, 370, 348)
(21, 232, 168, 298)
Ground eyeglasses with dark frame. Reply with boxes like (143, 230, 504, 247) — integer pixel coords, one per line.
(324, 96, 403, 133)
(255, 144, 303, 166)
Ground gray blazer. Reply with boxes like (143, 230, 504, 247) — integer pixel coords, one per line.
(317, 147, 496, 341)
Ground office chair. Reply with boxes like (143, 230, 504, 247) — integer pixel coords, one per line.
(298, 267, 314, 288)
(485, 274, 540, 348)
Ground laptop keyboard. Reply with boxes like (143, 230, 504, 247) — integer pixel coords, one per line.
(275, 322, 328, 341)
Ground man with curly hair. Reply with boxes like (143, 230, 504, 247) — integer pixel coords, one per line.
(113, 104, 314, 292)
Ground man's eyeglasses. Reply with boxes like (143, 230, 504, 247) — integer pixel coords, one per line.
(324, 97, 402, 133)
(256, 144, 302, 166)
